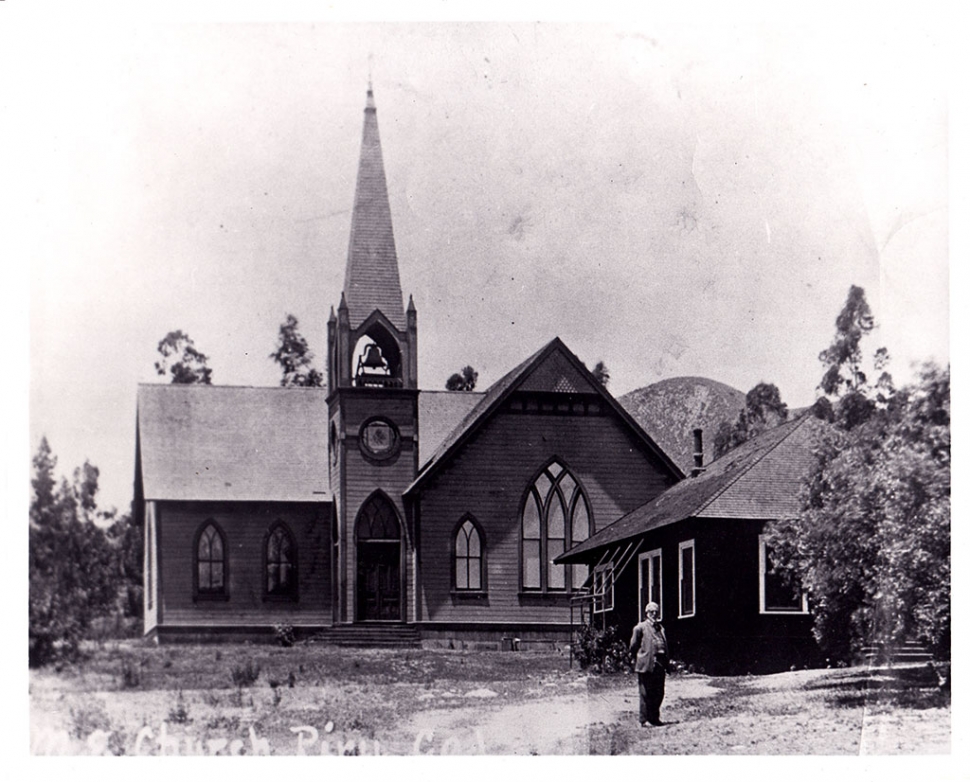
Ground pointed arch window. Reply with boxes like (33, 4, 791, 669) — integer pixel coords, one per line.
(356, 494, 401, 541)
(195, 521, 228, 600)
(266, 523, 298, 600)
(454, 516, 486, 592)
(521, 460, 592, 592)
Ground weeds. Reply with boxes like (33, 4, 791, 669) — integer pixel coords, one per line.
(230, 659, 261, 687)
(167, 690, 191, 724)
(119, 656, 140, 689)
(69, 702, 111, 739)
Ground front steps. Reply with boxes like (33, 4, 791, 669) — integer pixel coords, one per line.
(319, 624, 421, 648)
(861, 640, 934, 665)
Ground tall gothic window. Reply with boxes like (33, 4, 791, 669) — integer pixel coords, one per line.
(521, 460, 592, 591)
(454, 516, 485, 592)
(266, 523, 298, 599)
(195, 521, 227, 599)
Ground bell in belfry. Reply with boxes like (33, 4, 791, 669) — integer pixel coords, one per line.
(362, 343, 385, 370)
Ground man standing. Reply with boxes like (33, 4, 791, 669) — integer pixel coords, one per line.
(630, 601, 668, 726)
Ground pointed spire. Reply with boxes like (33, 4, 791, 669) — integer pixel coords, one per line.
(343, 85, 406, 330)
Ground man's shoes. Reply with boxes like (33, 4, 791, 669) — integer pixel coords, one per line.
(646, 719, 663, 726)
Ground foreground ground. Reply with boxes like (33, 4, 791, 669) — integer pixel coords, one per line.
(29, 641, 950, 755)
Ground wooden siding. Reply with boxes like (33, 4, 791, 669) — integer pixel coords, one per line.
(416, 399, 675, 625)
(156, 501, 332, 627)
(604, 518, 820, 674)
(330, 389, 418, 622)
(143, 501, 159, 633)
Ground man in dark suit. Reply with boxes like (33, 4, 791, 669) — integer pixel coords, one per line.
(629, 601, 668, 726)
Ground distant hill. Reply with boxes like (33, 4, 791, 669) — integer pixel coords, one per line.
(618, 377, 746, 476)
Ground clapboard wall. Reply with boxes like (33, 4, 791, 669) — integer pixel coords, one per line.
(153, 500, 332, 629)
(414, 390, 676, 629)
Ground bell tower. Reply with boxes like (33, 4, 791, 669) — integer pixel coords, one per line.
(327, 85, 418, 625)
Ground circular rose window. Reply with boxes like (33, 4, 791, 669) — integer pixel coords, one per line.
(359, 417, 400, 460)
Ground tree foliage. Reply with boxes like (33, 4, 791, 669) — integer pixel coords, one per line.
(591, 361, 610, 389)
(713, 382, 788, 458)
(155, 330, 213, 385)
(816, 285, 893, 429)
(446, 365, 478, 391)
(269, 314, 324, 388)
(29, 440, 143, 666)
(765, 364, 950, 662)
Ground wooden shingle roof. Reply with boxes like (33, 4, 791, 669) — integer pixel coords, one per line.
(343, 87, 406, 330)
(137, 384, 330, 502)
(557, 414, 825, 562)
(417, 390, 484, 463)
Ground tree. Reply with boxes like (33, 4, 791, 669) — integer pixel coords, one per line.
(816, 285, 893, 429)
(269, 314, 324, 388)
(765, 364, 950, 662)
(713, 382, 788, 458)
(29, 442, 136, 666)
(591, 361, 610, 388)
(446, 365, 478, 391)
(155, 330, 213, 385)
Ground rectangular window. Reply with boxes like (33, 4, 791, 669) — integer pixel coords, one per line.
(759, 535, 808, 614)
(593, 562, 614, 613)
(638, 548, 662, 620)
(679, 540, 695, 618)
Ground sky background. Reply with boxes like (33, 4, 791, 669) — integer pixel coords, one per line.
(13, 10, 951, 515)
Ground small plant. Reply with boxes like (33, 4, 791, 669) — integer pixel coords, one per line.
(167, 690, 191, 724)
(274, 623, 296, 648)
(69, 703, 111, 739)
(230, 659, 261, 687)
(272, 686, 283, 708)
(119, 656, 140, 689)
(573, 623, 632, 674)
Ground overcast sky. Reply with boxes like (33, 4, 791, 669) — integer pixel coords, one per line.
(13, 11, 951, 514)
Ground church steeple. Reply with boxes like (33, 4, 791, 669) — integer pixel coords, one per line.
(343, 85, 405, 330)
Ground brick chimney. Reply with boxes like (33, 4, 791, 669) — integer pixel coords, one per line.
(691, 428, 705, 477)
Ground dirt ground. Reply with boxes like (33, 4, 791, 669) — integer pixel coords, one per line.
(28, 642, 951, 755)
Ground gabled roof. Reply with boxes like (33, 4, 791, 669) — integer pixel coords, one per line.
(405, 338, 683, 495)
(343, 87, 406, 331)
(137, 384, 330, 502)
(557, 414, 825, 562)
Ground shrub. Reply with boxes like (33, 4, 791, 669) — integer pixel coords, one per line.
(574, 623, 632, 674)
(274, 622, 296, 648)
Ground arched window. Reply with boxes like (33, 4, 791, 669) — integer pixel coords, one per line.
(266, 523, 298, 599)
(356, 494, 401, 540)
(521, 460, 592, 592)
(195, 521, 227, 599)
(454, 517, 485, 592)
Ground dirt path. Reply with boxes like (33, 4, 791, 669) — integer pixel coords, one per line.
(404, 676, 720, 754)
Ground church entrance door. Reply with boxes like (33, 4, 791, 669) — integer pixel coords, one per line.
(354, 493, 403, 622)
(357, 541, 401, 621)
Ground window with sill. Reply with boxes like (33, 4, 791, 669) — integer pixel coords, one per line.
(454, 516, 486, 592)
(679, 539, 695, 617)
(266, 523, 298, 600)
(759, 534, 808, 614)
(195, 520, 227, 599)
(521, 459, 591, 592)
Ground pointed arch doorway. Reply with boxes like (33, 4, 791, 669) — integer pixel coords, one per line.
(355, 493, 402, 621)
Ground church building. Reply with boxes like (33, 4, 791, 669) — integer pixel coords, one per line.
(134, 87, 684, 646)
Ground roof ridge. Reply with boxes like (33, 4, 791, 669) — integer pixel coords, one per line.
(138, 383, 327, 391)
(692, 414, 811, 516)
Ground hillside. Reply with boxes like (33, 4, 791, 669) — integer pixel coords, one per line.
(618, 377, 745, 476)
